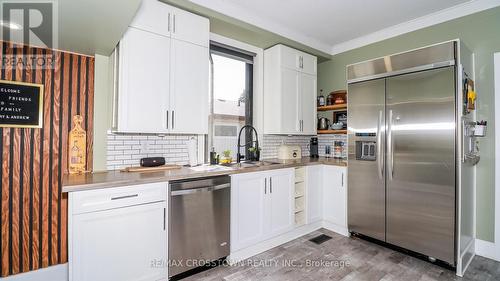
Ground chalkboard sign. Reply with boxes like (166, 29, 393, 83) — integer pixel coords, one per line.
(0, 80, 44, 128)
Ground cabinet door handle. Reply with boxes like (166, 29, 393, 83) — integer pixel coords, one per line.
(264, 178, 267, 194)
(341, 173, 344, 187)
(270, 177, 273, 193)
(173, 14, 176, 33)
(111, 194, 138, 200)
(166, 110, 169, 129)
(163, 207, 166, 230)
(172, 110, 175, 129)
(168, 13, 171, 32)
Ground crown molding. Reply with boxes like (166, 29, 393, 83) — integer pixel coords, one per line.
(188, 0, 332, 54)
(330, 0, 500, 55)
(190, 0, 500, 57)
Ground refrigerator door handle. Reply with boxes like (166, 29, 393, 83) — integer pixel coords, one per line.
(388, 109, 394, 180)
(377, 110, 384, 180)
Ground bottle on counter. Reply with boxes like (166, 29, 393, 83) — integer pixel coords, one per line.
(210, 147, 218, 165)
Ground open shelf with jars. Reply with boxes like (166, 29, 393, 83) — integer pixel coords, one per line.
(317, 90, 347, 134)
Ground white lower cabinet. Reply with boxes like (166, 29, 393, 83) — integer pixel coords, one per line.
(268, 170, 295, 237)
(69, 183, 168, 281)
(322, 166, 347, 228)
(231, 169, 294, 251)
(306, 165, 323, 223)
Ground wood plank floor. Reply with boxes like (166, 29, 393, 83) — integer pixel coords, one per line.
(185, 229, 500, 281)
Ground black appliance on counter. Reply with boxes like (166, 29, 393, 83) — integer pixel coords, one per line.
(309, 137, 319, 158)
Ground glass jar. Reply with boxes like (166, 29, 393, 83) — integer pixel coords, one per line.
(334, 141, 343, 159)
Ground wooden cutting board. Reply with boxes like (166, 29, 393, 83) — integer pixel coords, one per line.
(120, 165, 182, 173)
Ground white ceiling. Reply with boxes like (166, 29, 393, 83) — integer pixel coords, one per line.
(189, 0, 500, 54)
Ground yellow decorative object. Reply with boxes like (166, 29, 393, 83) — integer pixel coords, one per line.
(466, 79, 476, 111)
(467, 89, 476, 110)
(68, 115, 86, 174)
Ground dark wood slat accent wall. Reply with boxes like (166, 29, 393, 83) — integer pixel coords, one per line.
(0, 42, 94, 277)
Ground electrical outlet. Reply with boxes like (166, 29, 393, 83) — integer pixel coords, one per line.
(140, 142, 150, 154)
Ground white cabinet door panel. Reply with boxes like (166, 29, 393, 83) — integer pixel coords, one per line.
(280, 68, 300, 134)
(300, 73, 317, 135)
(280, 46, 301, 71)
(118, 27, 170, 133)
(231, 173, 266, 251)
(301, 54, 317, 75)
(169, 39, 209, 134)
(170, 7, 209, 47)
(323, 166, 347, 228)
(268, 170, 294, 237)
(306, 166, 323, 223)
(72, 201, 167, 281)
(129, 0, 171, 37)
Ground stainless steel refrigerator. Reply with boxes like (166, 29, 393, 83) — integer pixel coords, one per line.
(347, 42, 459, 265)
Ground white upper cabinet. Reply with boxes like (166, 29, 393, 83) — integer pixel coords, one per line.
(300, 53, 317, 75)
(264, 44, 317, 135)
(170, 6, 209, 47)
(116, 27, 171, 133)
(279, 68, 300, 133)
(130, 0, 171, 36)
(114, 0, 209, 134)
(280, 45, 317, 75)
(169, 39, 209, 134)
(300, 73, 317, 135)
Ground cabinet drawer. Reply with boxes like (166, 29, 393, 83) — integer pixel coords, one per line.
(71, 182, 167, 214)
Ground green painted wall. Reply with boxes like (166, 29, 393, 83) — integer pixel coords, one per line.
(318, 6, 500, 242)
(93, 54, 112, 171)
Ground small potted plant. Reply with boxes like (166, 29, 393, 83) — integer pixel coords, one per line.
(247, 147, 261, 161)
(220, 149, 232, 164)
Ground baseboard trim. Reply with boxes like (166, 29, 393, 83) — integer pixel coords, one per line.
(322, 221, 349, 237)
(228, 222, 322, 264)
(2, 263, 68, 281)
(475, 239, 500, 262)
(228, 221, 349, 264)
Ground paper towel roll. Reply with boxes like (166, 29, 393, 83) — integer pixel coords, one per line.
(187, 137, 198, 167)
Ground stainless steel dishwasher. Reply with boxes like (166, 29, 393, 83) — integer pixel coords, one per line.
(168, 176, 230, 278)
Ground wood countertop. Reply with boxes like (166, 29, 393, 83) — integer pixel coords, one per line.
(62, 157, 347, 193)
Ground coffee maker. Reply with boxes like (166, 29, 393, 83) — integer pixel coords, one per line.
(309, 137, 319, 158)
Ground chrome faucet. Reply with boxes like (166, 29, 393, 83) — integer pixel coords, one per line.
(236, 125, 259, 163)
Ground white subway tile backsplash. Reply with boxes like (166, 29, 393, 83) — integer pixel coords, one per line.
(261, 134, 347, 159)
(106, 132, 347, 171)
(106, 132, 197, 170)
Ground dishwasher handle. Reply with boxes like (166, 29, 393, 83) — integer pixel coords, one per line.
(170, 183, 230, 196)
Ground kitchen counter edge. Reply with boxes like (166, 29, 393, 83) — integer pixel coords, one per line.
(62, 158, 347, 193)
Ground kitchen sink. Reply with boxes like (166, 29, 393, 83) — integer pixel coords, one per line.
(226, 161, 282, 169)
